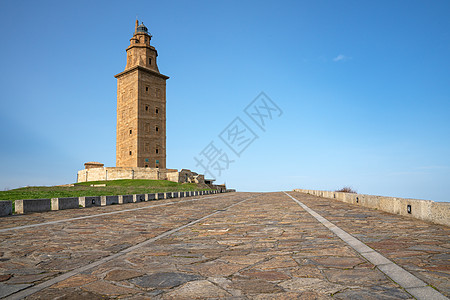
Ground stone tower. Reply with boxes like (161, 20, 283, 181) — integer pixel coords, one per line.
(115, 20, 169, 168)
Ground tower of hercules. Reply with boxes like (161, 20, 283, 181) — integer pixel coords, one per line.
(115, 20, 169, 168)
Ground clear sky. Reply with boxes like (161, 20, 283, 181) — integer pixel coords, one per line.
(0, 0, 449, 201)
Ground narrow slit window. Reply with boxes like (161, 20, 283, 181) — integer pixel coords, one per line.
(145, 105, 149, 111)
(129, 151, 132, 155)
(146, 87, 148, 92)
(149, 58, 152, 65)
(156, 126, 159, 132)
(129, 129, 132, 134)
(155, 108, 159, 114)
(156, 149, 159, 154)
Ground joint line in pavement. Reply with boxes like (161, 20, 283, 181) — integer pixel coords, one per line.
(4, 194, 255, 300)
(283, 192, 448, 300)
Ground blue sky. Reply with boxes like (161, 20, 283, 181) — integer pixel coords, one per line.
(0, 1, 449, 201)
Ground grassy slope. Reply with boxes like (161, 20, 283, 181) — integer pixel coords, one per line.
(0, 179, 210, 202)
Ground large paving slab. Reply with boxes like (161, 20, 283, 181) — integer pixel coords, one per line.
(0, 192, 448, 299)
(289, 191, 450, 297)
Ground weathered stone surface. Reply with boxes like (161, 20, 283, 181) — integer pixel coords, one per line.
(240, 269, 290, 281)
(231, 277, 284, 294)
(0, 274, 12, 282)
(5, 272, 53, 284)
(52, 274, 98, 288)
(309, 256, 365, 268)
(252, 291, 333, 300)
(223, 254, 265, 265)
(322, 268, 389, 285)
(290, 266, 325, 279)
(0, 283, 31, 298)
(163, 279, 231, 299)
(257, 256, 298, 270)
(82, 280, 139, 295)
(130, 272, 203, 289)
(26, 287, 109, 300)
(180, 260, 244, 277)
(280, 277, 346, 295)
(334, 286, 412, 299)
(104, 269, 144, 281)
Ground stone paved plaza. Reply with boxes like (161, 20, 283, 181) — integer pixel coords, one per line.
(0, 192, 448, 299)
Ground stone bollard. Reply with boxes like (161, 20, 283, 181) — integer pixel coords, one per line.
(15, 199, 51, 214)
(100, 196, 119, 206)
(51, 197, 79, 211)
(0, 201, 12, 217)
(79, 196, 101, 207)
(121, 195, 134, 204)
(133, 194, 146, 202)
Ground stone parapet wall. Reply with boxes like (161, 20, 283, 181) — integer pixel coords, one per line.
(77, 167, 204, 184)
(294, 189, 449, 227)
(1, 189, 229, 216)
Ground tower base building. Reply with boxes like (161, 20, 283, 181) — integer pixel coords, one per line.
(77, 167, 205, 184)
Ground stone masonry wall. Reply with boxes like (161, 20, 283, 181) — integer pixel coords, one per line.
(77, 167, 204, 184)
(294, 188, 449, 227)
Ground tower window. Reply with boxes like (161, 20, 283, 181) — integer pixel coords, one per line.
(156, 148, 159, 154)
(129, 129, 132, 134)
(145, 105, 149, 111)
(129, 151, 132, 155)
(156, 126, 159, 132)
(146, 87, 148, 92)
(149, 58, 152, 65)
(155, 108, 159, 114)
(145, 164, 148, 168)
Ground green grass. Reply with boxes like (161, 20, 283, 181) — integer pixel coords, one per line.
(0, 179, 210, 204)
